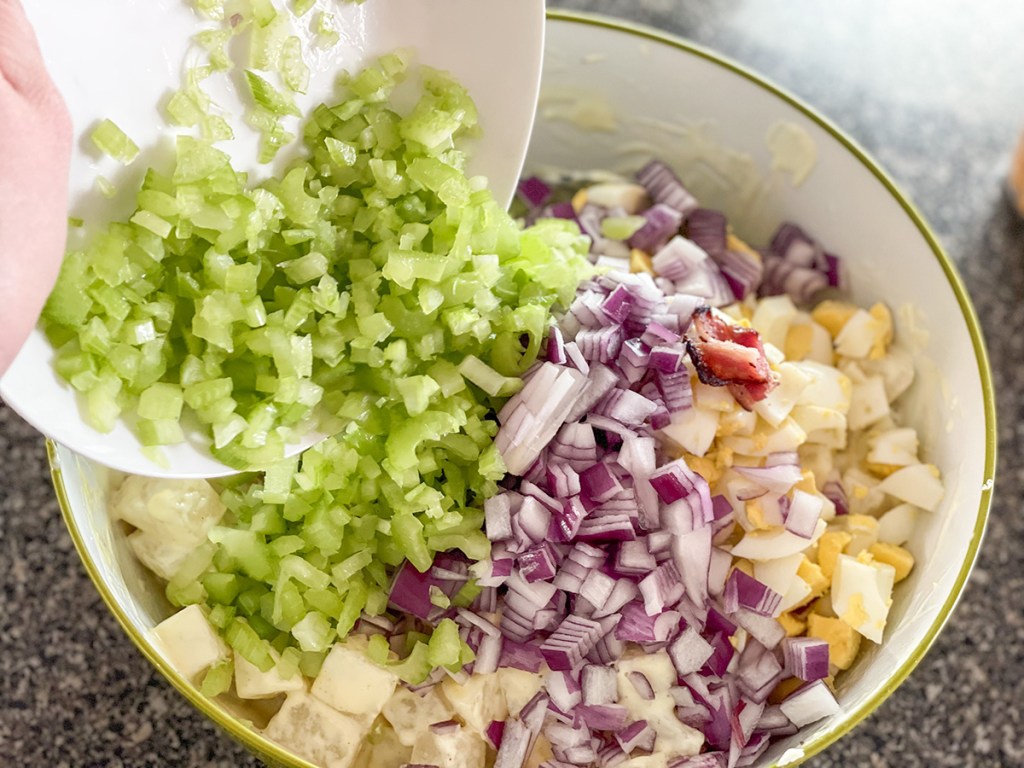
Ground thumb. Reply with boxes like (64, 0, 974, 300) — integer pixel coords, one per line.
(0, 0, 52, 96)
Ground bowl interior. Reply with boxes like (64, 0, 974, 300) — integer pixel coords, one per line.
(52, 12, 995, 768)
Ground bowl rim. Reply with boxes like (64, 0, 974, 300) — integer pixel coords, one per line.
(51, 9, 997, 768)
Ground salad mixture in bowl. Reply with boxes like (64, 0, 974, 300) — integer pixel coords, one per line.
(43, 7, 993, 768)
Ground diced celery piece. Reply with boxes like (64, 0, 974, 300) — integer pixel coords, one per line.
(91, 119, 139, 164)
(245, 71, 301, 118)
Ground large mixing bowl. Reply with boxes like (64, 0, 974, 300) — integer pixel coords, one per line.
(50, 11, 995, 767)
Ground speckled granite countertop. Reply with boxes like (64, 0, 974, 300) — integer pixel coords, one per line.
(2, 1, 1023, 766)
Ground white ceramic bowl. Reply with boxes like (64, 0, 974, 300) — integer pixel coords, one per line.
(51, 11, 995, 767)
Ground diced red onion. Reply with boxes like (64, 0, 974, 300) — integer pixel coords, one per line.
(724, 570, 783, 617)
(636, 160, 699, 218)
(668, 626, 715, 676)
(782, 637, 831, 682)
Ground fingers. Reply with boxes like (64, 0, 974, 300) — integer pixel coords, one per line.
(0, 0, 53, 96)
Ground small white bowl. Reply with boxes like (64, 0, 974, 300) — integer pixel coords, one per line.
(51, 11, 996, 767)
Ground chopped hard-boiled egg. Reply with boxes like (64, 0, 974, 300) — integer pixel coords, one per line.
(834, 308, 888, 359)
(869, 542, 915, 582)
(660, 405, 719, 456)
(751, 294, 799, 350)
(806, 613, 861, 670)
(583, 182, 650, 213)
(876, 503, 919, 545)
(730, 519, 827, 561)
(877, 463, 945, 512)
(831, 554, 897, 643)
(847, 374, 890, 430)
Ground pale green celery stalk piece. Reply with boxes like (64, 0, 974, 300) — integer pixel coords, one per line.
(91, 119, 140, 164)
(244, 70, 301, 117)
(280, 36, 310, 94)
(315, 12, 340, 48)
(96, 176, 117, 198)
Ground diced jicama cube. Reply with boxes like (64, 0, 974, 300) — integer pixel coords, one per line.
(150, 605, 228, 682)
(381, 687, 456, 746)
(311, 643, 397, 721)
(234, 648, 305, 700)
(265, 691, 368, 768)
(410, 724, 487, 768)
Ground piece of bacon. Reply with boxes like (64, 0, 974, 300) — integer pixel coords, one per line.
(686, 307, 778, 408)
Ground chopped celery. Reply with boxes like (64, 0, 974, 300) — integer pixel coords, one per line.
(91, 119, 140, 164)
(200, 658, 233, 697)
(46, 56, 593, 679)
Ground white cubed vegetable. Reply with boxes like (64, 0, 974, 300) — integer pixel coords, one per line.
(779, 680, 841, 726)
(877, 503, 919, 545)
(381, 687, 455, 746)
(753, 362, 812, 428)
(497, 668, 545, 717)
(150, 605, 228, 682)
(440, 672, 509, 734)
(847, 375, 890, 430)
(311, 643, 398, 721)
(721, 417, 807, 457)
(410, 726, 487, 768)
(126, 530, 196, 581)
(112, 476, 225, 544)
(831, 554, 897, 643)
(867, 428, 920, 466)
(729, 519, 826, 561)
(877, 464, 945, 512)
(751, 294, 799, 350)
(584, 182, 650, 213)
(776, 576, 813, 615)
(264, 691, 368, 768)
(234, 648, 304, 700)
(660, 406, 719, 457)
(753, 553, 803, 597)
(351, 725, 412, 768)
(113, 477, 226, 580)
(762, 341, 785, 366)
(834, 309, 884, 359)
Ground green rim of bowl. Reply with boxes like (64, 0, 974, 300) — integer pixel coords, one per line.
(51, 9, 997, 768)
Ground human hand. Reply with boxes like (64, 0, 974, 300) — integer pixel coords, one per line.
(0, 0, 72, 375)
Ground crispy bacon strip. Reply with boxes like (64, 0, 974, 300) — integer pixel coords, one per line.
(686, 307, 778, 408)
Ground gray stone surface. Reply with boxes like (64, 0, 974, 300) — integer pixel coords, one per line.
(2, 1, 1023, 766)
